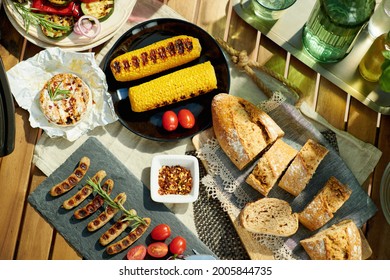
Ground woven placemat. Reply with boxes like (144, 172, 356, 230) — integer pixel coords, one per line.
(188, 151, 250, 260)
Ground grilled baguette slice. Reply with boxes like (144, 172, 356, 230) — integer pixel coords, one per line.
(278, 139, 329, 196)
(129, 61, 217, 112)
(211, 93, 284, 170)
(299, 176, 352, 231)
(246, 139, 298, 196)
(110, 35, 201, 82)
(300, 219, 362, 260)
(240, 198, 298, 237)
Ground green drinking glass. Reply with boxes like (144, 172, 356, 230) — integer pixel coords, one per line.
(302, 0, 375, 63)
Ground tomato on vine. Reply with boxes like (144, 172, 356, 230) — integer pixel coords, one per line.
(169, 236, 187, 256)
(151, 224, 171, 241)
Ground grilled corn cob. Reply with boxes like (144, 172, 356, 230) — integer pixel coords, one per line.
(110, 35, 202, 82)
(129, 61, 217, 112)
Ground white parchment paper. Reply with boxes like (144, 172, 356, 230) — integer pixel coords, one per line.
(7, 47, 118, 141)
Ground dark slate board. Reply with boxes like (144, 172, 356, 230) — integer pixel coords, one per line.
(28, 137, 216, 260)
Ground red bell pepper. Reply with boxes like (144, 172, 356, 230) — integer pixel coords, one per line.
(31, 0, 81, 18)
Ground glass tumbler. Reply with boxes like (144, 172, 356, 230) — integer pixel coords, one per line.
(368, 0, 390, 38)
(302, 0, 375, 63)
(251, 0, 297, 21)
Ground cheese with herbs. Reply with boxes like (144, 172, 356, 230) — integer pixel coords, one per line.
(39, 73, 91, 126)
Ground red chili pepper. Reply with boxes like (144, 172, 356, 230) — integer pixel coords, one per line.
(31, 0, 81, 18)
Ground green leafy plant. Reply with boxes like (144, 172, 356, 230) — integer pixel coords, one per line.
(379, 50, 390, 93)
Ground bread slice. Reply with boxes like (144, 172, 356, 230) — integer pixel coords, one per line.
(278, 139, 329, 196)
(246, 139, 298, 196)
(240, 197, 299, 237)
(211, 93, 284, 170)
(299, 176, 352, 231)
(300, 219, 362, 260)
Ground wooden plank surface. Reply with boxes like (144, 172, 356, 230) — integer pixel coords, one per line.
(0, 0, 388, 260)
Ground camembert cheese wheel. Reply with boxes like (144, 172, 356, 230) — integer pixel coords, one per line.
(39, 73, 91, 126)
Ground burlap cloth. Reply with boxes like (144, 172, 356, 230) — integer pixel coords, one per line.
(31, 0, 382, 260)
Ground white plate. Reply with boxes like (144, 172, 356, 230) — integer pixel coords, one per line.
(3, 0, 136, 51)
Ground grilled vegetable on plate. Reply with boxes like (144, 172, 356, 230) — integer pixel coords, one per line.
(128, 61, 217, 112)
(102, 18, 230, 142)
(110, 35, 202, 82)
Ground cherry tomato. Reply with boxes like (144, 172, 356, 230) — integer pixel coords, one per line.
(178, 109, 195, 129)
(169, 236, 187, 255)
(162, 111, 178, 131)
(151, 224, 171, 241)
(126, 245, 147, 260)
(147, 242, 169, 258)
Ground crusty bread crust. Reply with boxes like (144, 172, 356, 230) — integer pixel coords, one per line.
(246, 139, 298, 196)
(299, 176, 352, 231)
(278, 139, 329, 196)
(300, 219, 362, 260)
(211, 93, 284, 170)
(240, 197, 299, 237)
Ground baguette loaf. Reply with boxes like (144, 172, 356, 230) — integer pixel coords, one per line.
(300, 219, 362, 260)
(299, 176, 352, 231)
(246, 139, 298, 196)
(240, 197, 299, 237)
(278, 139, 329, 196)
(211, 93, 284, 170)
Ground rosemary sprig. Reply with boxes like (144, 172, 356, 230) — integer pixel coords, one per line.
(86, 178, 146, 227)
(12, 2, 72, 34)
(48, 81, 71, 101)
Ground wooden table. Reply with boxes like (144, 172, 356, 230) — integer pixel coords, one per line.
(0, 0, 389, 260)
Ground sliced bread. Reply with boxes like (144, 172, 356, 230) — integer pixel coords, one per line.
(278, 139, 329, 196)
(240, 197, 299, 237)
(211, 93, 284, 170)
(300, 219, 362, 260)
(246, 139, 298, 196)
(299, 176, 352, 231)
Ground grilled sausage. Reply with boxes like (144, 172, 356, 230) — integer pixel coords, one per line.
(98, 215, 131, 246)
(62, 170, 106, 210)
(50, 157, 90, 196)
(105, 217, 151, 255)
(73, 179, 114, 219)
(87, 192, 128, 232)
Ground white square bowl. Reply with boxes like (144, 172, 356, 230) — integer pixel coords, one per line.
(150, 155, 199, 203)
